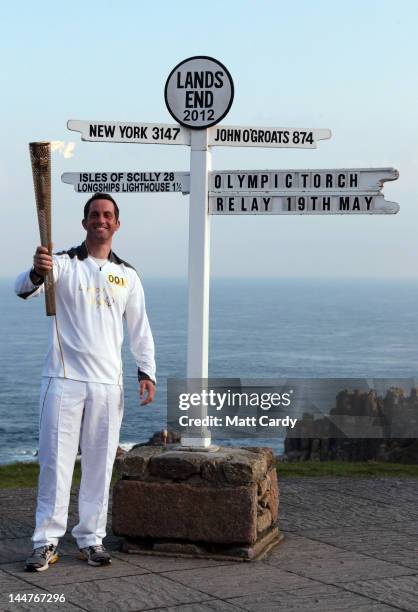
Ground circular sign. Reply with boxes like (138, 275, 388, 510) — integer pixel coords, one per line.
(164, 56, 234, 129)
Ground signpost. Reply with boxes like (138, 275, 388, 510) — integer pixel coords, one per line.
(64, 56, 400, 448)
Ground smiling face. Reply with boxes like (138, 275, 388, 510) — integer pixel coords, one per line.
(82, 199, 120, 244)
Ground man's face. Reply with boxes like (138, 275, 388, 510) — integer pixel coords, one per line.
(82, 199, 120, 242)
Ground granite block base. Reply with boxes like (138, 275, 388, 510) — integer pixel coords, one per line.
(112, 445, 283, 561)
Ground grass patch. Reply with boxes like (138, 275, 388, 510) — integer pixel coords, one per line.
(1, 459, 417, 488)
(277, 460, 418, 477)
(0, 461, 82, 489)
(0, 461, 122, 489)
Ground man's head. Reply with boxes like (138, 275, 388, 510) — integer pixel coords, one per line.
(83, 193, 119, 222)
(82, 193, 120, 243)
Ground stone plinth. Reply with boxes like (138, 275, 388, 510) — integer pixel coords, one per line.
(112, 446, 283, 560)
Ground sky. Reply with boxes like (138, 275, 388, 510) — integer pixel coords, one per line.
(1, 0, 417, 278)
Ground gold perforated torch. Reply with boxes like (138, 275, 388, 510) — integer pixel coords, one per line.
(29, 141, 56, 316)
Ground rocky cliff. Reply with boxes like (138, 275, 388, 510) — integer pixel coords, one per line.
(284, 387, 418, 463)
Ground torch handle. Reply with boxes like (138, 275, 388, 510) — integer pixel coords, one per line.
(37, 208, 56, 316)
(43, 249, 56, 316)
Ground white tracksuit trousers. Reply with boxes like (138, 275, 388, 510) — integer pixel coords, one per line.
(32, 377, 124, 549)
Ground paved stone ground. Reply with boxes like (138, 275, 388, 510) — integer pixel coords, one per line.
(0, 477, 417, 611)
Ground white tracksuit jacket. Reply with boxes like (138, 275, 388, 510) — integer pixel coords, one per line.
(14, 242, 156, 385)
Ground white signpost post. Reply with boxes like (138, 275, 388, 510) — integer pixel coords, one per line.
(164, 56, 235, 447)
(65, 56, 399, 449)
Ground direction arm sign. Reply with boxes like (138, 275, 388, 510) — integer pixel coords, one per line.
(207, 126, 332, 148)
(208, 167, 399, 214)
(209, 194, 399, 214)
(209, 168, 399, 192)
(61, 171, 190, 195)
(67, 120, 191, 145)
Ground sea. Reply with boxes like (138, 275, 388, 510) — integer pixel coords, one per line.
(1, 277, 418, 465)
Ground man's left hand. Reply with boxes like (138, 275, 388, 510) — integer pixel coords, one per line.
(139, 380, 155, 406)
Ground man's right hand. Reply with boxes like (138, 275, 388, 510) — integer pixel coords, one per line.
(33, 246, 53, 277)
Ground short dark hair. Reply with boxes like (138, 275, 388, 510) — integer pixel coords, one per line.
(83, 193, 120, 221)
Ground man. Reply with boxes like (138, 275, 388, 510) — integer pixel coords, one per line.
(15, 193, 156, 571)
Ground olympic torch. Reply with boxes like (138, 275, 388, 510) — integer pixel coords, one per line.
(29, 141, 56, 316)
